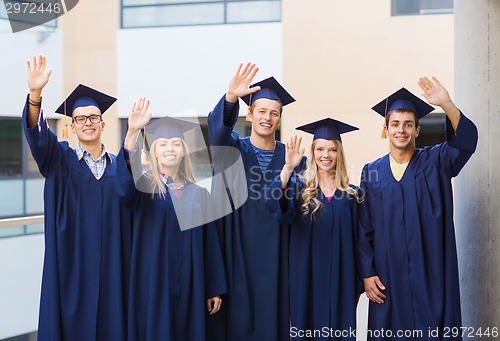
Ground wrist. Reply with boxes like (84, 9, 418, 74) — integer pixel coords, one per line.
(225, 92, 238, 103)
(29, 90, 42, 103)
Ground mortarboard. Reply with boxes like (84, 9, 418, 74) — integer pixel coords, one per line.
(145, 116, 200, 141)
(55, 84, 117, 117)
(296, 117, 359, 142)
(240, 76, 295, 107)
(371, 87, 434, 120)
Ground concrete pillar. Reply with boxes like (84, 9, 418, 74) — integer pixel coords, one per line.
(454, 0, 500, 338)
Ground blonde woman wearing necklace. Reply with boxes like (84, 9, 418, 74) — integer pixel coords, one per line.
(266, 118, 363, 340)
(116, 97, 227, 341)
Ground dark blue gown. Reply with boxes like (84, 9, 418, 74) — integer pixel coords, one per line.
(358, 113, 478, 341)
(115, 146, 227, 341)
(22, 97, 133, 341)
(206, 97, 306, 341)
(265, 175, 361, 340)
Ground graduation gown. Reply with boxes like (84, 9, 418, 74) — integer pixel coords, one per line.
(265, 176, 361, 340)
(206, 97, 306, 341)
(22, 97, 133, 341)
(115, 146, 227, 341)
(358, 113, 478, 341)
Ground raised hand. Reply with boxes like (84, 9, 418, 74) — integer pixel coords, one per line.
(280, 135, 305, 188)
(27, 54, 53, 98)
(226, 62, 261, 102)
(285, 135, 305, 170)
(418, 76, 452, 107)
(418, 76, 460, 131)
(128, 97, 153, 133)
(124, 97, 153, 150)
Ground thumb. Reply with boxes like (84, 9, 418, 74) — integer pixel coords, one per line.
(375, 277, 386, 290)
(249, 86, 261, 94)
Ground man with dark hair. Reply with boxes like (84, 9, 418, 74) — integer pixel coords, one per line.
(359, 77, 478, 340)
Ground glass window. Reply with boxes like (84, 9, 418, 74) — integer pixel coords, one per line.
(226, 1, 280, 23)
(121, 0, 281, 28)
(392, 0, 453, 16)
(0, 119, 22, 177)
(416, 113, 446, 148)
(123, 3, 224, 28)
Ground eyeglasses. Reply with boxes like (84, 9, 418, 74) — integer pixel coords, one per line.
(72, 115, 103, 124)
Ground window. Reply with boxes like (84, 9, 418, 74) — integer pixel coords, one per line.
(416, 113, 446, 148)
(121, 0, 281, 28)
(392, 0, 453, 16)
(0, 117, 57, 221)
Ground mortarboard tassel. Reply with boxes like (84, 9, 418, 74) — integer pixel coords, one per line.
(61, 101, 68, 139)
(380, 97, 388, 139)
(246, 93, 252, 122)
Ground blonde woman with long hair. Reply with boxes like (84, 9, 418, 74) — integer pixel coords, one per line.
(265, 118, 362, 341)
(115, 97, 227, 341)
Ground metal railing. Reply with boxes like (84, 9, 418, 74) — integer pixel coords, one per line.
(0, 215, 44, 228)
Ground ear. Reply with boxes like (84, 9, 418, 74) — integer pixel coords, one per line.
(101, 121, 105, 131)
(70, 122, 75, 133)
(246, 110, 252, 122)
(415, 126, 420, 137)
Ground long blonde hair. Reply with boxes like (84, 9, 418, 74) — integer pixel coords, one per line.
(301, 139, 361, 219)
(147, 138, 197, 199)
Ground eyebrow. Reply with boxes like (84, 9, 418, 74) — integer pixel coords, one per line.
(390, 119, 414, 124)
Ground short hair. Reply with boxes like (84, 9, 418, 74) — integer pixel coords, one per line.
(385, 109, 420, 128)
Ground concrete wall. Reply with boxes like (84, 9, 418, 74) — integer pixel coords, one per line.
(454, 0, 500, 337)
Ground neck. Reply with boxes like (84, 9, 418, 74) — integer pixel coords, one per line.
(79, 140, 103, 159)
(317, 169, 337, 196)
(389, 146, 415, 164)
(250, 133, 276, 150)
(317, 168, 336, 186)
(159, 165, 180, 182)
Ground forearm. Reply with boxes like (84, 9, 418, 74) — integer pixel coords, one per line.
(26, 89, 42, 128)
(124, 128, 141, 150)
(440, 101, 461, 133)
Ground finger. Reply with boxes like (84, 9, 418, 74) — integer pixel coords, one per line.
(247, 64, 259, 79)
(432, 76, 442, 88)
(207, 299, 212, 312)
(300, 147, 305, 156)
(234, 63, 243, 77)
(27, 59, 31, 71)
(40, 54, 46, 71)
(240, 62, 251, 76)
(142, 99, 151, 113)
(211, 298, 222, 314)
(297, 136, 302, 149)
(131, 101, 138, 112)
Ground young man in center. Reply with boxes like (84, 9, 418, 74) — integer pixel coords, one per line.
(207, 63, 305, 341)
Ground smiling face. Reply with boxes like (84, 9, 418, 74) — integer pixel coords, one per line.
(313, 138, 338, 173)
(71, 105, 104, 144)
(385, 110, 420, 152)
(248, 98, 282, 139)
(152, 137, 185, 172)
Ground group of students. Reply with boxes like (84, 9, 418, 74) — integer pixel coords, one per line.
(24, 54, 478, 341)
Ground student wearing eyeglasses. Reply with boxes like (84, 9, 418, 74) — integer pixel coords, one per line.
(23, 54, 133, 341)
